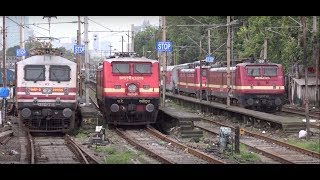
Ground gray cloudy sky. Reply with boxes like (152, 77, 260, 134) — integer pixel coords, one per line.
(2, 16, 160, 52)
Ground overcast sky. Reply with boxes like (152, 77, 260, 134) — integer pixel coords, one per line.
(1, 16, 160, 51)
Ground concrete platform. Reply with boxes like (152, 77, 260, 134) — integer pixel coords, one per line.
(159, 106, 203, 138)
(166, 93, 306, 133)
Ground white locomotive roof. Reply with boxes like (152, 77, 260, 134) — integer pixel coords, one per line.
(209, 67, 236, 72)
(103, 57, 158, 64)
(17, 55, 76, 65)
(180, 69, 195, 72)
(237, 62, 281, 67)
(161, 66, 175, 71)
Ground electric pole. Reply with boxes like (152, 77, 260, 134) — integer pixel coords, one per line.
(199, 39, 202, 102)
(162, 16, 166, 107)
(109, 45, 112, 56)
(131, 24, 135, 53)
(2, 16, 6, 88)
(143, 46, 145, 57)
(77, 16, 82, 97)
(128, 30, 130, 53)
(313, 16, 319, 107)
(226, 16, 231, 107)
(84, 16, 90, 105)
(301, 16, 310, 140)
(121, 36, 124, 53)
(263, 37, 268, 62)
(20, 16, 25, 60)
(207, 29, 210, 101)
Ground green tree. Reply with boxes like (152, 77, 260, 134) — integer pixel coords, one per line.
(135, 16, 318, 72)
(6, 45, 20, 56)
(134, 26, 159, 58)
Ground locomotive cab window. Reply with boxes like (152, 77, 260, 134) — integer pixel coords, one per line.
(24, 65, 45, 82)
(112, 63, 130, 74)
(246, 66, 261, 77)
(263, 66, 278, 77)
(134, 63, 151, 74)
(49, 65, 71, 82)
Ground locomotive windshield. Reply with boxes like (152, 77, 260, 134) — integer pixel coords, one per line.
(134, 63, 151, 74)
(49, 65, 71, 82)
(246, 66, 261, 77)
(263, 66, 278, 76)
(112, 63, 130, 74)
(24, 65, 45, 82)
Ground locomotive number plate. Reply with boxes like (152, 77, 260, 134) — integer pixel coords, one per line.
(37, 102, 56, 107)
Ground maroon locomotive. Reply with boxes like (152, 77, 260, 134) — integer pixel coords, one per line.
(166, 60, 285, 112)
(206, 62, 285, 111)
(177, 66, 210, 98)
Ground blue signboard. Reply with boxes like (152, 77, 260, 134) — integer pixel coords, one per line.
(205, 55, 215, 63)
(0, 87, 9, 98)
(156, 41, 173, 52)
(74, 45, 85, 54)
(16, 49, 27, 57)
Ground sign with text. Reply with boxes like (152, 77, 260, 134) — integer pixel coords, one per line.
(74, 45, 85, 54)
(156, 41, 172, 52)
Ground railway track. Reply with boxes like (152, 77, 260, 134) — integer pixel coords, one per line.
(115, 126, 225, 164)
(87, 84, 226, 164)
(281, 106, 320, 129)
(26, 132, 101, 164)
(194, 118, 320, 164)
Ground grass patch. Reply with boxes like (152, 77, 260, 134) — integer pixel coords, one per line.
(231, 144, 261, 163)
(105, 150, 137, 164)
(95, 145, 117, 154)
(95, 145, 139, 164)
(74, 128, 89, 139)
(285, 138, 320, 153)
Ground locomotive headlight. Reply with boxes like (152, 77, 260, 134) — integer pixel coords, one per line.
(143, 85, 150, 89)
(42, 87, 52, 94)
(56, 97, 61, 105)
(110, 104, 119, 112)
(47, 88, 52, 94)
(64, 87, 69, 95)
(275, 98, 282, 106)
(128, 84, 137, 93)
(42, 88, 47, 94)
(21, 108, 31, 118)
(33, 97, 38, 105)
(146, 103, 154, 112)
(25, 87, 30, 95)
(246, 98, 254, 106)
(62, 108, 72, 118)
(114, 85, 121, 89)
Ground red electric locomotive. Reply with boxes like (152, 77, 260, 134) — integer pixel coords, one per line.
(177, 66, 210, 98)
(96, 55, 159, 125)
(206, 62, 285, 111)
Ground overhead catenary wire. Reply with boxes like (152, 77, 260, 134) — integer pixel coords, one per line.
(6, 17, 47, 37)
(88, 18, 114, 31)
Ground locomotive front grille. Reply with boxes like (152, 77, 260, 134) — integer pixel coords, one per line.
(109, 111, 158, 125)
(24, 118, 71, 132)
